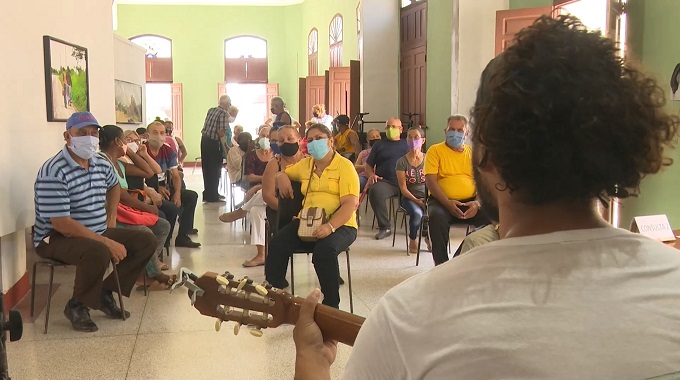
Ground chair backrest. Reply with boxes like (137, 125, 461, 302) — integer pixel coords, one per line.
(275, 181, 304, 232)
(239, 153, 249, 190)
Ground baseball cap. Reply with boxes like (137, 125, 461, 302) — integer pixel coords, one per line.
(334, 114, 350, 126)
(66, 112, 101, 130)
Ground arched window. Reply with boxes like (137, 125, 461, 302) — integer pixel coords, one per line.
(357, 2, 362, 60)
(308, 28, 318, 75)
(224, 36, 268, 83)
(130, 34, 173, 82)
(329, 14, 343, 67)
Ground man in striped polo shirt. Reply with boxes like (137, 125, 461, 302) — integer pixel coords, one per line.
(34, 112, 156, 332)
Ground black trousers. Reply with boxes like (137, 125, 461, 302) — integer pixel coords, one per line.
(201, 135, 222, 202)
(428, 197, 490, 266)
(368, 181, 400, 230)
(160, 188, 197, 240)
(265, 219, 357, 309)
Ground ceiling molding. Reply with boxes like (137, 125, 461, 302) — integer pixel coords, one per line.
(117, 0, 304, 5)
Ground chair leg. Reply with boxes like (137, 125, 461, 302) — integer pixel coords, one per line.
(30, 262, 38, 317)
(110, 261, 126, 321)
(416, 216, 427, 266)
(143, 272, 148, 297)
(346, 250, 353, 314)
(44, 265, 55, 334)
(290, 255, 295, 295)
(391, 210, 398, 247)
(404, 213, 409, 254)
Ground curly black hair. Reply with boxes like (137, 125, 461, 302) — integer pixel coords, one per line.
(99, 125, 124, 150)
(471, 15, 679, 204)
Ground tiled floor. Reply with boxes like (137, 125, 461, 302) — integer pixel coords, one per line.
(10, 170, 466, 380)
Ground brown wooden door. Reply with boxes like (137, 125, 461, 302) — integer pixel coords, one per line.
(328, 67, 351, 117)
(400, 0, 427, 126)
(495, 6, 554, 55)
(217, 82, 226, 103)
(349, 60, 360, 127)
(171, 83, 183, 140)
(266, 83, 279, 122)
(146, 57, 173, 83)
(306, 76, 326, 123)
(299, 78, 307, 123)
(324, 70, 330, 115)
(400, 45, 427, 126)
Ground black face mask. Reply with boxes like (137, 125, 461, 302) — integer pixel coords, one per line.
(238, 142, 250, 152)
(279, 142, 300, 157)
(368, 139, 379, 147)
(313, 112, 319, 118)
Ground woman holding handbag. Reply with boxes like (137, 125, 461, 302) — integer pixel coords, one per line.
(99, 125, 176, 288)
(266, 123, 360, 309)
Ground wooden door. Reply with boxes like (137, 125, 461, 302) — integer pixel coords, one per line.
(298, 78, 306, 124)
(400, 0, 427, 126)
(217, 82, 226, 103)
(266, 83, 279, 122)
(495, 6, 554, 55)
(324, 70, 330, 115)
(171, 83, 183, 140)
(349, 60, 360, 127)
(400, 45, 427, 126)
(306, 76, 326, 123)
(328, 67, 351, 117)
(146, 57, 173, 83)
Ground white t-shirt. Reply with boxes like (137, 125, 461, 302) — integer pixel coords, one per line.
(312, 114, 334, 129)
(342, 228, 680, 380)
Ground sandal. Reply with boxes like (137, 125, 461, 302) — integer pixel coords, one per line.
(151, 273, 177, 289)
(242, 259, 265, 268)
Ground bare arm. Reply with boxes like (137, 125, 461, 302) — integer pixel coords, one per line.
(51, 217, 109, 244)
(247, 173, 263, 184)
(396, 171, 419, 203)
(349, 133, 362, 159)
(328, 194, 359, 229)
(137, 144, 162, 174)
(122, 150, 154, 178)
(176, 136, 188, 163)
(105, 184, 120, 228)
(262, 159, 279, 210)
(426, 174, 463, 218)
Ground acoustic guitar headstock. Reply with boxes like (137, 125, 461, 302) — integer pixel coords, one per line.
(172, 268, 300, 337)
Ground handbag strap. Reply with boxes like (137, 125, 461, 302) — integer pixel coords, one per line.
(300, 159, 316, 211)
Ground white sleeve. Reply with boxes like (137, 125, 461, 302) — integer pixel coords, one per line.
(340, 298, 408, 380)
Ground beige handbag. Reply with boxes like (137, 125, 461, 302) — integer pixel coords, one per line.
(297, 164, 328, 242)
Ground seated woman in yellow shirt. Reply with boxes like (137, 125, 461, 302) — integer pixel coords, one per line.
(332, 114, 362, 162)
(266, 123, 360, 309)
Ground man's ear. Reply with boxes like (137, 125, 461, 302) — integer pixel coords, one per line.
(63, 131, 70, 143)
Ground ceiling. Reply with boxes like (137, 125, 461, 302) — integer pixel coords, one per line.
(117, 0, 304, 5)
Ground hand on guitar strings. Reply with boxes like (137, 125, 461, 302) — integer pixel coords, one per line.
(293, 288, 337, 379)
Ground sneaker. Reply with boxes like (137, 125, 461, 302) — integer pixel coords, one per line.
(63, 302, 98, 332)
(374, 229, 392, 240)
(99, 291, 131, 319)
(175, 235, 201, 248)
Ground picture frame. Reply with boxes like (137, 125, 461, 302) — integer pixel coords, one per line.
(43, 36, 90, 122)
(114, 80, 143, 124)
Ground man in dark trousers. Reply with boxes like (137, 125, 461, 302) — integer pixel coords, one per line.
(200, 95, 232, 202)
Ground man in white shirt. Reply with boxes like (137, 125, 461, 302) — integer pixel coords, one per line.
(293, 16, 680, 380)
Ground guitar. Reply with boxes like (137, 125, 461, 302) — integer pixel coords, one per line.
(171, 268, 365, 346)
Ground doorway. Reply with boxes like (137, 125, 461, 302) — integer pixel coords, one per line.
(400, 0, 427, 127)
(225, 83, 267, 136)
(145, 83, 171, 126)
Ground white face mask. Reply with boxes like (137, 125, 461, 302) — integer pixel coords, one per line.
(68, 134, 99, 160)
(126, 142, 139, 153)
(228, 116, 236, 123)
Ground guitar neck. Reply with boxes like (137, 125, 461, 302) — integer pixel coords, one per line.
(286, 295, 365, 346)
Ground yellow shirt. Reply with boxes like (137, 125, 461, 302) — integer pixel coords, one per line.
(424, 142, 476, 200)
(285, 153, 359, 229)
(334, 128, 358, 155)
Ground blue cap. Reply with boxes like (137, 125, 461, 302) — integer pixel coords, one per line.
(66, 112, 101, 130)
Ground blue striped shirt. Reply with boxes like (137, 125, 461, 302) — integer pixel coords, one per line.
(33, 146, 119, 246)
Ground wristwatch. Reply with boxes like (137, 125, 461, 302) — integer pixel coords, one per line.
(327, 223, 336, 233)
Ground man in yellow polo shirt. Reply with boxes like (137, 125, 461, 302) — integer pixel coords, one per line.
(424, 114, 490, 265)
(333, 114, 362, 161)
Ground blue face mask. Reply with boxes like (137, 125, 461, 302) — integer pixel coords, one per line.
(271, 143, 281, 155)
(446, 130, 466, 149)
(258, 137, 271, 150)
(307, 138, 330, 160)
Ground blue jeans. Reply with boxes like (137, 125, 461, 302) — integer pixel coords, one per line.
(359, 176, 368, 193)
(401, 198, 427, 240)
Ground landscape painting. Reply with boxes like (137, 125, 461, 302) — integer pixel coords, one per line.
(43, 36, 89, 121)
(115, 80, 143, 124)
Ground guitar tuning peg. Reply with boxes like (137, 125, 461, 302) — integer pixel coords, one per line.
(215, 319, 222, 332)
(226, 273, 235, 280)
(246, 278, 254, 284)
(236, 278, 248, 291)
(254, 284, 268, 296)
(249, 327, 263, 337)
(234, 322, 241, 336)
(223, 271, 231, 277)
(216, 275, 230, 286)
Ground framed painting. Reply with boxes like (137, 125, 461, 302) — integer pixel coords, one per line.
(43, 36, 90, 122)
(114, 80, 143, 124)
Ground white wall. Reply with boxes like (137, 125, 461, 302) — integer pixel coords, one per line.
(360, 0, 400, 123)
(0, 0, 115, 291)
(453, 0, 509, 116)
(113, 34, 147, 129)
